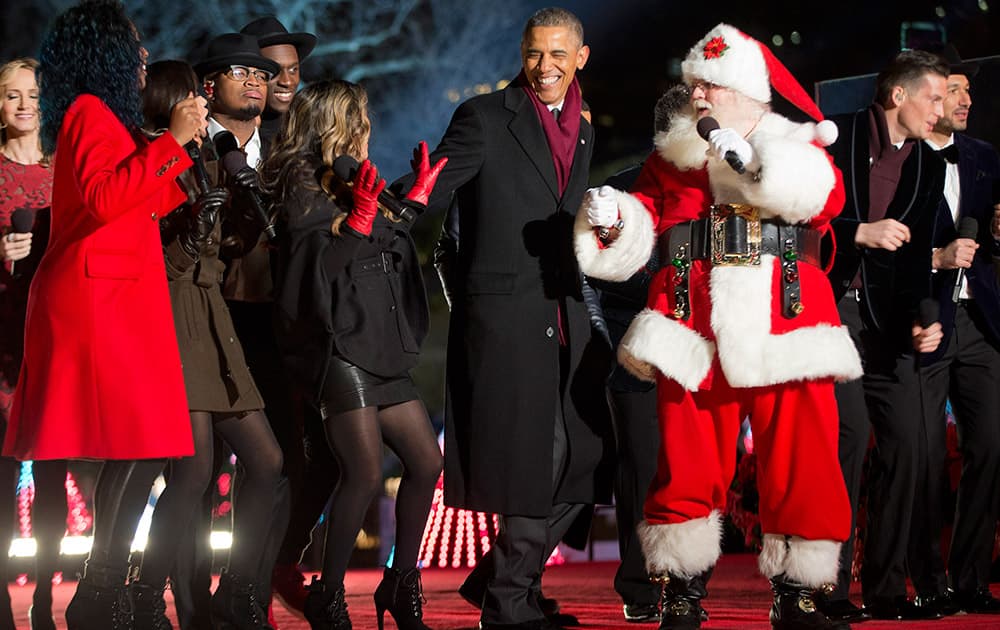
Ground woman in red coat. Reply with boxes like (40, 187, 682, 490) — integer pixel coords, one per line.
(0, 2, 207, 627)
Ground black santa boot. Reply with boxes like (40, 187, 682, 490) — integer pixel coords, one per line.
(770, 575, 847, 630)
(655, 572, 710, 630)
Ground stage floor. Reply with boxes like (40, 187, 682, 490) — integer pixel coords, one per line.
(9, 554, 1000, 629)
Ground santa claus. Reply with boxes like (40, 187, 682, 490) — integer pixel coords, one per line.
(575, 23, 862, 630)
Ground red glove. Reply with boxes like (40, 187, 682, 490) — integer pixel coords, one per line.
(404, 141, 448, 207)
(345, 159, 385, 236)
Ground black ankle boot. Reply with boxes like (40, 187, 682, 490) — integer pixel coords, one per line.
(770, 575, 843, 630)
(655, 573, 708, 630)
(65, 564, 132, 630)
(130, 582, 172, 630)
(29, 588, 56, 630)
(373, 567, 430, 630)
(303, 577, 351, 630)
(211, 571, 266, 630)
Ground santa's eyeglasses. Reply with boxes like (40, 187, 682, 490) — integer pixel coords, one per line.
(222, 65, 273, 83)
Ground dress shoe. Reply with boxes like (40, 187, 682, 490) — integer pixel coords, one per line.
(953, 587, 1000, 614)
(864, 596, 943, 620)
(816, 598, 870, 623)
(913, 592, 960, 617)
(623, 602, 659, 622)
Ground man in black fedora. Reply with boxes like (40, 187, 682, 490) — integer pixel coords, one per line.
(239, 15, 335, 620)
(906, 43, 1000, 616)
(240, 16, 317, 142)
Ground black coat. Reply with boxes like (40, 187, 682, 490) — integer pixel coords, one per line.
(927, 132, 1000, 361)
(826, 107, 946, 353)
(274, 163, 429, 404)
(421, 84, 614, 517)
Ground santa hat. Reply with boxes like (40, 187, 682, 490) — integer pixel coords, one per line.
(681, 23, 838, 147)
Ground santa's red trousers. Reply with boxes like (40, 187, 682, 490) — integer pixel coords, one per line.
(643, 371, 851, 543)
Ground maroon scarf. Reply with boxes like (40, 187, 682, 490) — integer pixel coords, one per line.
(520, 71, 582, 196)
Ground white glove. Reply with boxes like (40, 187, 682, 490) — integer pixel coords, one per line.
(583, 185, 619, 228)
(707, 128, 754, 168)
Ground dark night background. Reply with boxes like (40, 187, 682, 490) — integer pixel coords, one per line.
(2, 0, 998, 415)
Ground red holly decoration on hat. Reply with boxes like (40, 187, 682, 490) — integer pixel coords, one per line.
(703, 36, 729, 59)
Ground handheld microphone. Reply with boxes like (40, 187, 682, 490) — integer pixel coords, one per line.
(952, 216, 978, 303)
(8, 207, 33, 276)
(332, 155, 417, 224)
(918, 297, 940, 328)
(696, 116, 746, 174)
(212, 130, 277, 241)
(184, 141, 212, 196)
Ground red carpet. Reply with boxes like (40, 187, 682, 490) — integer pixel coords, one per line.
(8, 554, 1000, 628)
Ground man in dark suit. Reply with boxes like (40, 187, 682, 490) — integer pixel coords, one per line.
(415, 7, 614, 629)
(822, 50, 947, 622)
(905, 45, 1000, 615)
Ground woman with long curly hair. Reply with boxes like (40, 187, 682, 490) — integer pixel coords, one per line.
(0, 2, 207, 628)
(0, 57, 67, 630)
(262, 79, 445, 630)
(129, 58, 283, 630)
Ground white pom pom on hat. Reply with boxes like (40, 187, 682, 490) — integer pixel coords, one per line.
(682, 23, 838, 147)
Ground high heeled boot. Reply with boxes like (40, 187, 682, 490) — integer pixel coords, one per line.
(211, 570, 267, 630)
(655, 572, 709, 630)
(373, 567, 430, 630)
(65, 563, 132, 630)
(769, 575, 844, 630)
(303, 577, 351, 630)
(29, 585, 56, 630)
(130, 582, 173, 630)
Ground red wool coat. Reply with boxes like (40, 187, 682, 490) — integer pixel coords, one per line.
(2, 95, 195, 460)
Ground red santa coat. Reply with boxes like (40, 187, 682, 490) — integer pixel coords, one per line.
(576, 112, 862, 391)
(3, 94, 195, 461)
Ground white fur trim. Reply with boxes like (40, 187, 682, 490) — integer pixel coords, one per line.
(815, 120, 838, 147)
(707, 113, 836, 224)
(574, 191, 655, 282)
(638, 512, 723, 579)
(655, 115, 709, 172)
(682, 24, 770, 103)
(710, 256, 862, 387)
(619, 308, 715, 391)
(758, 534, 841, 587)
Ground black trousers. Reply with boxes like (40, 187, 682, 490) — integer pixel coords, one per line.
(908, 300, 1000, 596)
(608, 387, 660, 607)
(832, 295, 927, 604)
(479, 390, 586, 626)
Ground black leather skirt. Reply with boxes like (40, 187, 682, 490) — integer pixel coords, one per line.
(321, 355, 418, 414)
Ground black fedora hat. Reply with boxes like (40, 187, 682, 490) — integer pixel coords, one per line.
(194, 33, 281, 80)
(240, 16, 317, 61)
(928, 43, 980, 77)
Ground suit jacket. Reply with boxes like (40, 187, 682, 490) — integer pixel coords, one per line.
(3, 94, 195, 460)
(928, 133, 1000, 360)
(421, 84, 614, 516)
(826, 107, 946, 353)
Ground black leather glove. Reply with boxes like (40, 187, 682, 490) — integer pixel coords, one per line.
(231, 166, 259, 189)
(179, 187, 228, 259)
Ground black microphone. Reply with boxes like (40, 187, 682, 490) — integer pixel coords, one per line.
(332, 155, 417, 224)
(952, 216, 978, 303)
(696, 116, 746, 174)
(184, 141, 212, 196)
(212, 130, 277, 241)
(8, 207, 33, 276)
(918, 297, 940, 328)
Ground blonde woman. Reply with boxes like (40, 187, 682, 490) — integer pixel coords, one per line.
(262, 79, 444, 630)
(0, 57, 66, 630)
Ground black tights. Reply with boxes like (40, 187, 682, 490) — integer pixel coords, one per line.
(87, 459, 166, 579)
(320, 400, 441, 584)
(139, 410, 282, 587)
(0, 458, 66, 598)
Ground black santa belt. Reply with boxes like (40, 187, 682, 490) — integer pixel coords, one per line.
(660, 204, 822, 320)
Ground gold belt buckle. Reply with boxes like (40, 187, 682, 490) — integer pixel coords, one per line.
(710, 203, 761, 266)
